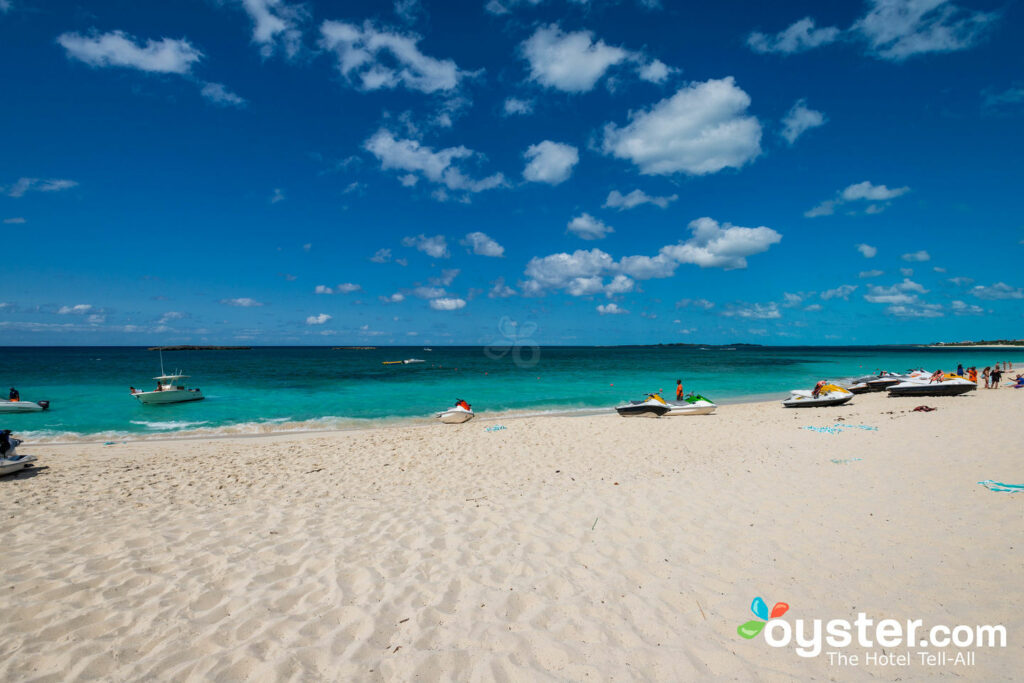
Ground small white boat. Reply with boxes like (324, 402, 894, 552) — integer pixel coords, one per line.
(0, 433, 36, 476)
(132, 350, 205, 405)
(887, 373, 976, 397)
(665, 393, 717, 416)
(403, 358, 425, 364)
(615, 393, 671, 417)
(0, 399, 50, 413)
(437, 401, 475, 424)
(783, 383, 853, 408)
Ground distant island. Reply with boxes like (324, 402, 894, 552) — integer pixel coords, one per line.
(927, 340, 1024, 347)
(147, 345, 252, 351)
(333, 346, 377, 350)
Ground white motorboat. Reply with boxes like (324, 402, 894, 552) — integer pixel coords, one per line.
(783, 383, 854, 408)
(0, 432, 36, 476)
(665, 393, 717, 416)
(615, 393, 671, 417)
(403, 358, 425, 364)
(887, 373, 976, 397)
(437, 400, 475, 424)
(132, 350, 205, 405)
(0, 399, 50, 413)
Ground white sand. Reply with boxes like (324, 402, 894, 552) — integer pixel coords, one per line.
(2, 389, 1023, 680)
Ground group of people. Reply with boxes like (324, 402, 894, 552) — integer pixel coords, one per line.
(951, 361, 1018, 389)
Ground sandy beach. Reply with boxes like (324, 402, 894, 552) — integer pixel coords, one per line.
(2, 388, 1022, 680)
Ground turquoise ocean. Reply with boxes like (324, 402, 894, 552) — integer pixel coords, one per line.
(2, 345, 1021, 442)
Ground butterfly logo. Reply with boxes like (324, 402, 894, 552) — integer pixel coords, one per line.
(738, 596, 789, 639)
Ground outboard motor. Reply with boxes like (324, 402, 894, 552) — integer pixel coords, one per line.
(37, 400, 50, 410)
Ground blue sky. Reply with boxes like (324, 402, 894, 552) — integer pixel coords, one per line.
(1, 0, 1021, 345)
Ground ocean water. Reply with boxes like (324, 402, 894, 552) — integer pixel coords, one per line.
(1, 345, 1020, 442)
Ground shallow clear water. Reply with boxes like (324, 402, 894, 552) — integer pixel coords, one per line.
(1, 346, 1019, 442)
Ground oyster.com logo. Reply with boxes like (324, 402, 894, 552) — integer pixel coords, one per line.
(738, 596, 789, 639)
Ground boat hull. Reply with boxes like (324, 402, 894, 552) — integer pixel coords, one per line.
(437, 409, 475, 424)
(887, 382, 976, 397)
(0, 454, 36, 476)
(0, 400, 47, 413)
(615, 404, 670, 417)
(665, 403, 717, 416)
(134, 390, 205, 405)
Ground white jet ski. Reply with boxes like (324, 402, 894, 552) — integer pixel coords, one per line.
(887, 373, 976, 397)
(437, 400, 475, 424)
(783, 382, 854, 408)
(0, 432, 36, 476)
(665, 393, 717, 416)
(0, 398, 50, 413)
(615, 393, 671, 417)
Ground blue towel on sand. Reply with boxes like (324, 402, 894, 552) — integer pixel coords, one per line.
(977, 481, 1024, 493)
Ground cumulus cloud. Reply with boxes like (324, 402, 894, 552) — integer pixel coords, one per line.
(364, 130, 505, 195)
(859, 269, 884, 278)
(402, 234, 449, 258)
(221, 297, 263, 307)
(820, 284, 857, 300)
(780, 99, 826, 144)
(320, 20, 467, 94)
(567, 213, 614, 240)
(488, 277, 516, 298)
(306, 313, 331, 325)
(522, 140, 579, 185)
(503, 97, 534, 116)
(380, 292, 405, 303)
(901, 250, 930, 262)
(520, 24, 630, 93)
(864, 278, 927, 304)
(721, 302, 781, 319)
(617, 254, 677, 279)
(747, 17, 841, 54)
(57, 304, 93, 315)
(886, 303, 943, 318)
(597, 302, 627, 315)
(970, 282, 1023, 300)
(601, 77, 762, 176)
(806, 180, 910, 217)
(232, 0, 307, 58)
(659, 217, 782, 269)
(4, 177, 78, 198)
(429, 297, 466, 310)
(951, 300, 984, 315)
(638, 58, 675, 83)
(603, 189, 678, 210)
(462, 231, 505, 257)
(856, 243, 878, 258)
(314, 285, 333, 294)
(201, 82, 246, 107)
(676, 298, 715, 310)
(57, 30, 202, 73)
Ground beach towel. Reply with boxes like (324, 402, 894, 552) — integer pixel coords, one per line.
(977, 480, 1024, 493)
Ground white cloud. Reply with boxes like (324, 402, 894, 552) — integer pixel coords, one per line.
(603, 274, 635, 297)
(520, 24, 630, 93)
(429, 297, 466, 311)
(5, 178, 78, 198)
(780, 99, 826, 144)
(233, 0, 307, 58)
(901, 250, 930, 262)
(336, 282, 361, 293)
(462, 231, 505, 257)
(428, 269, 460, 287)
(900, 267, 914, 277)
(370, 248, 393, 263)
(933, 266, 946, 273)
(402, 233, 449, 258)
(617, 254, 677, 279)
(0, 1, 10, 13)
(843, 181, 910, 201)
(747, 17, 841, 54)
(864, 278, 927, 304)
(820, 284, 857, 300)
(804, 199, 836, 218)
(306, 313, 331, 325)
(57, 30, 202, 74)
(886, 303, 943, 318)
(567, 213, 614, 240)
(603, 189, 678, 210)
(970, 282, 1023, 300)
(320, 20, 466, 94)
(57, 304, 93, 315)
(3, 217, 25, 224)
(721, 302, 781, 319)
(503, 97, 534, 116)
(601, 77, 762, 176)
(676, 298, 715, 310)
(201, 82, 246, 107)
(804, 303, 823, 312)
(984, 86, 1024, 109)
(364, 130, 505, 195)
(159, 311, 186, 323)
(221, 297, 263, 307)
(659, 216, 782, 269)
(522, 140, 579, 185)
(853, 0, 996, 61)
(380, 292, 405, 303)
(856, 243, 878, 258)
(412, 286, 447, 300)
(859, 269, 884, 278)
(314, 285, 333, 294)
(597, 302, 627, 315)
(637, 59, 675, 83)
(523, 248, 615, 293)
(951, 300, 984, 315)
(270, 187, 285, 203)
(948, 276, 974, 286)
(489, 277, 516, 298)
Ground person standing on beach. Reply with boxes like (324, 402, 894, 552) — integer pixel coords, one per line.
(968, 367, 978, 384)
(982, 367, 991, 388)
(676, 380, 684, 401)
(991, 366, 1003, 389)
(956, 363, 964, 377)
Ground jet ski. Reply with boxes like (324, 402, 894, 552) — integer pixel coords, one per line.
(436, 399, 475, 424)
(887, 373, 976, 397)
(783, 382, 854, 408)
(615, 393, 671, 417)
(665, 393, 717, 416)
(847, 371, 904, 393)
(0, 398, 50, 413)
(0, 431, 36, 476)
